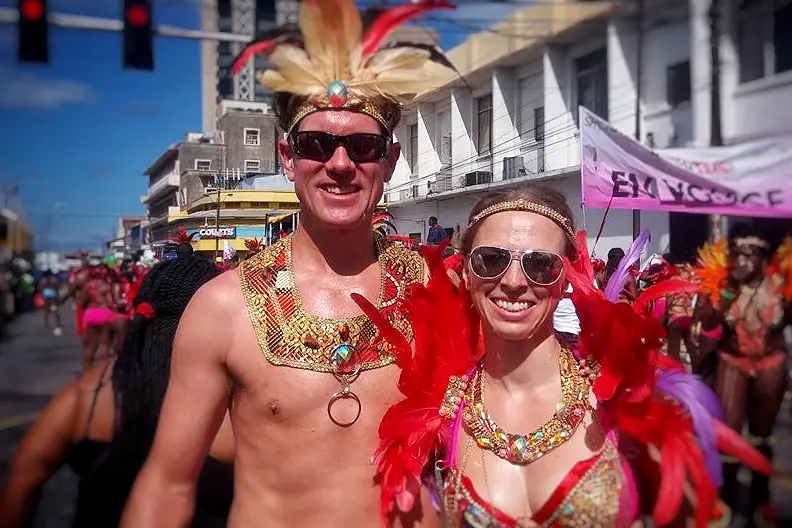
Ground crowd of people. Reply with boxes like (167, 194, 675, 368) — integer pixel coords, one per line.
(0, 0, 789, 527)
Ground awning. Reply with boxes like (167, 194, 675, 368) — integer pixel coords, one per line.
(266, 210, 297, 224)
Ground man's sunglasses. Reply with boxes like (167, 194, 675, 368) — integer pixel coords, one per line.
(468, 245, 564, 286)
(289, 131, 389, 163)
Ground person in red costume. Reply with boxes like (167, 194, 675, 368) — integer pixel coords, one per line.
(356, 185, 772, 528)
(691, 224, 791, 526)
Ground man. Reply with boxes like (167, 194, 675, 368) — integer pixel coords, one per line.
(426, 216, 448, 245)
(122, 1, 454, 527)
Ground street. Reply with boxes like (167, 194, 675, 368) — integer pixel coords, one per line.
(1, 309, 792, 526)
(0, 306, 80, 527)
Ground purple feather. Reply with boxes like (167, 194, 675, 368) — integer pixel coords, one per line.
(603, 229, 650, 302)
(655, 369, 724, 485)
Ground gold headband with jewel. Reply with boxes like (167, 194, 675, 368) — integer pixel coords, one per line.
(468, 199, 576, 241)
(733, 236, 770, 250)
(229, 0, 459, 134)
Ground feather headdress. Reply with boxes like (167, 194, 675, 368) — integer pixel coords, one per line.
(230, 0, 458, 133)
(373, 211, 397, 235)
(169, 226, 196, 245)
(690, 238, 729, 304)
(244, 238, 264, 252)
(767, 235, 792, 302)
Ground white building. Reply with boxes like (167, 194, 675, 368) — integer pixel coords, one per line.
(387, 0, 792, 261)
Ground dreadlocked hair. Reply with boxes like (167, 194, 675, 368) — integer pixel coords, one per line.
(86, 256, 220, 522)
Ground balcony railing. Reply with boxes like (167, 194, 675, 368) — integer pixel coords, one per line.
(143, 173, 179, 203)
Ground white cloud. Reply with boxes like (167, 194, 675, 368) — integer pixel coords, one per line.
(0, 70, 96, 109)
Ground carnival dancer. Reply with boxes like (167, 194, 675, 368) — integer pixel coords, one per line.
(63, 251, 93, 339)
(122, 1, 456, 526)
(356, 186, 772, 528)
(36, 269, 63, 336)
(80, 265, 117, 371)
(0, 256, 232, 528)
(639, 255, 698, 365)
(691, 224, 791, 526)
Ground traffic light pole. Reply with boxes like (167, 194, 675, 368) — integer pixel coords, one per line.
(0, 7, 252, 42)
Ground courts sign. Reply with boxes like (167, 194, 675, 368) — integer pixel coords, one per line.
(198, 226, 237, 239)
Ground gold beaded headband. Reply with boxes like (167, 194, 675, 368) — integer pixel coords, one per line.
(733, 236, 770, 250)
(468, 199, 576, 241)
(286, 95, 399, 134)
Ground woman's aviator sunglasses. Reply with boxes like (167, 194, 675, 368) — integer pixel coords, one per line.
(289, 131, 390, 163)
(469, 245, 564, 286)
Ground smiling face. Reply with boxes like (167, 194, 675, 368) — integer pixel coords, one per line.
(279, 110, 401, 230)
(463, 211, 568, 343)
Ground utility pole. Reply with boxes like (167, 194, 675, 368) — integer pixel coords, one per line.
(708, 0, 724, 241)
(632, 0, 645, 240)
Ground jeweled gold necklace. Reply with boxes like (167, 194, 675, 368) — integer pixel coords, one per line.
(238, 234, 418, 427)
(462, 347, 592, 464)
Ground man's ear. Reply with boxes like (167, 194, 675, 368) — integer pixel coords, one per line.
(279, 138, 296, 182)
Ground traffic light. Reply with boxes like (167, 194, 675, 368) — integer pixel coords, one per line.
(123, 0, 154, 71)
(17, 0, 49, 63)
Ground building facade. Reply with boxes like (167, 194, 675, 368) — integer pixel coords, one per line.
(175, 187, 298, 256)
(200, 0, 299, 132)
(142, 104, 280, 246)
(387, 0, 792, 262)
(0, 187, 33, 260)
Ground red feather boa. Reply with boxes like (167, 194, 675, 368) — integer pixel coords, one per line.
(354, 244, 481, 523)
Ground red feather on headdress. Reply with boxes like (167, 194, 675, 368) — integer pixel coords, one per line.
(352, 243, 481, 524)
(244, 238, 264, 251)
(360, 1, 454, 58)
(169, 226, 194, 245)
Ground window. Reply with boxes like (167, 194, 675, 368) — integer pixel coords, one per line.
(575, 48, 608, 122)
(244, 159, 261, 173)
(737, 0, 792, 83)
(476, 94, 492, 155)
(195, 159, 212, 171)
(738, 0, 765, 83)
(774, 3, 792, 73)
(244, 128, 260, 146)
(534, 107, 545, 142)
(666, 61, 691, 107)
(408, 124, 418, 174)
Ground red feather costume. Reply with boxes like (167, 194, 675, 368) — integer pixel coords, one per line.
(356, 232, 772, 527)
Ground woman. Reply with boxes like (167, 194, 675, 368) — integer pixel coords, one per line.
(80, 264, 118, 370)
(690, 224, 790, 525)
(355, 186, 771, 527)
(0, 256, 234, 528)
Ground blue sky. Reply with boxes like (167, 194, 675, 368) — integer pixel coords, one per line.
(0, 0, 519, 253)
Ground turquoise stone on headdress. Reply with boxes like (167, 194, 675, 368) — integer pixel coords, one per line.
(327, 80, 348, 108)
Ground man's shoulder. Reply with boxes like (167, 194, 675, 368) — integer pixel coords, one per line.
(188, 268, 245, 316)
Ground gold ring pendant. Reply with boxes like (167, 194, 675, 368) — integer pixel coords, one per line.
(327, 386, 362, 427)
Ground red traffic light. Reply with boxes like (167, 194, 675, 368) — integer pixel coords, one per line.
(21, 0, 45, 20)
(126, 5, 149, 27)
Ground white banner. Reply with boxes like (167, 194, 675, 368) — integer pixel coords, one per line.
(580, 107, 792, 218)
